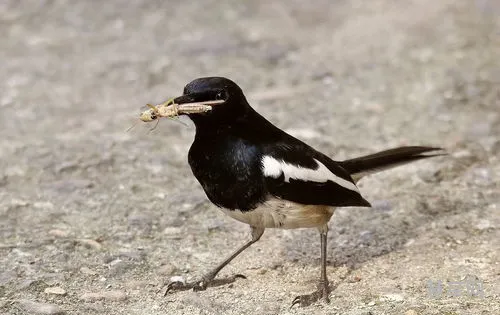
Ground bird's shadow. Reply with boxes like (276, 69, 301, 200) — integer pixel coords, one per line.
(282, 186, 464, 269)
(208, 274, 247, 287)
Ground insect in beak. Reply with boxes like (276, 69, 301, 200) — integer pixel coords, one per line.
(131, 98, 224, 132)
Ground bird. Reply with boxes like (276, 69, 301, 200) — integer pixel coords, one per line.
(155, 76, 444, 306)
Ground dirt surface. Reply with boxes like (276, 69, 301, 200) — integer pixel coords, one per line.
(1, 0, 499, 314)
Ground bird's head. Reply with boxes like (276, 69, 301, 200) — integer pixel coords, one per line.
(172, 77, 249, 125)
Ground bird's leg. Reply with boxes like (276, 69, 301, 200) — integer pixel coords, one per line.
(165, 226, 264, 294)
(292, 225, 331, 307)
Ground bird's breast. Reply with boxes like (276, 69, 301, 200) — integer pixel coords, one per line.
(188, 137, 266, 211)
(221, 198, 335, 229)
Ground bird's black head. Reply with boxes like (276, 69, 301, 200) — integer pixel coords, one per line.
(173, 77, 249, 126)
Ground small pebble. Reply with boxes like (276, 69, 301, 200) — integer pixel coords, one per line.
(44, 286, 67, 296)
(80, 266, 97, 275)
(155, 192, 166, 199)
(79, 290, 127, 302)
(109, 258, 122, 266)
(16, 299, 65, 314)
(10, 199, 30, 207)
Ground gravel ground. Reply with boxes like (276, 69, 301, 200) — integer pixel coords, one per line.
(1, 0, 499, 314)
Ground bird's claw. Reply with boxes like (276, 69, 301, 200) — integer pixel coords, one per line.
(163, 274, 247, 296)
(163, 278, 208, 296)
(291, 283, 330, 307)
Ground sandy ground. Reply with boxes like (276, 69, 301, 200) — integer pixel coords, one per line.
(1, 0, 499, 314)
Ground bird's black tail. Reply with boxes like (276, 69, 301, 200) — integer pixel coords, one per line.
(340, 146, 445, 182)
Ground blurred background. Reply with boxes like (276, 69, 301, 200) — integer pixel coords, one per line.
(1, 1, 498, 314)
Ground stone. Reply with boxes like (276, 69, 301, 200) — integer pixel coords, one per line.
(163, 227, 182, 235)
(80, 266, 97, 275)
(16, 299, 65, 314)
(48, 229, 69, 238)
(34, 201, 55, 210)
(44, 286, 67, 295)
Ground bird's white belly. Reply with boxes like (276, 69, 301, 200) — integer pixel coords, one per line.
(220, 198, 335, 229)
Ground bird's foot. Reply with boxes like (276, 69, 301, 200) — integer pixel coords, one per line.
(291, 281, 330, 307)
(164, 277, 210, 294)
(163, 274, 246, 295)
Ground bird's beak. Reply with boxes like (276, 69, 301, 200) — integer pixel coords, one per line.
(169, 92, 225, 115)
(173, 91, 224, 106)
(172, 94, 197, 105)
(138, 94, 223, 120)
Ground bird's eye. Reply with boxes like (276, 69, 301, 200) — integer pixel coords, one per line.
(215, 91, 225, 100)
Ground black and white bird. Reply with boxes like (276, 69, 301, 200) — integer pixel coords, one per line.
(155, 77, 443, 306)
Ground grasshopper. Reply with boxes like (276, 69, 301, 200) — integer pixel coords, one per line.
(128, 98, 224, 131)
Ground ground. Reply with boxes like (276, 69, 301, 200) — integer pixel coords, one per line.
(0, 0, 499, 314)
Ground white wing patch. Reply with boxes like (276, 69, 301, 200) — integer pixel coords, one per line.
(261, 156, 359, 192)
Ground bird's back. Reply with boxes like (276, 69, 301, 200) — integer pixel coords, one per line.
(188, 107, 370, 215)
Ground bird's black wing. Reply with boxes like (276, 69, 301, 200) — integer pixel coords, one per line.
(260, 142, 371, 207)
